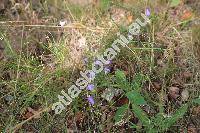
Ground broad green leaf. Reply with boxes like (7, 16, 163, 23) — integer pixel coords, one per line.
(131, 104, 151, 127)
(126, 90, 147, 105)
(161, 104, 188, 131)
(115, 70, 129, 91)
(114, 104, 128, 123)
(170, 0, 181, 7)
(127, 90, 151, 128)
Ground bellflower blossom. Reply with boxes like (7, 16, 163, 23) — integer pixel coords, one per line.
(88, 71, 96, 80)
(87, 84, 95, 91)
(94, 60, 102, 65)
(145, 8, 151, 17)
(87, 96, 95, 105)
(107, 60, 112, 64)
(104, 67, 111, 74)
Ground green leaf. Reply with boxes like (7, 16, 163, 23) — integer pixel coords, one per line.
(131, 104, 151, 127)
(115, 70, 129, 91)
(99, 0, 111, 11)
(153, 113, 164, 126)
(126, 90, 151, 128)
(130, 123, 138, 129)
(161, 104, 188, 131)
(131, 73, 145, 91)
(115, 70, 126, 81)
(114, 104, 128, 123)
(170, 0, 181, 7)
(193, 97, 200, 104)
(126, 90, 147, 105)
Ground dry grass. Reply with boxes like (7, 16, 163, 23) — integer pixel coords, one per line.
(0, 0, 199, 132)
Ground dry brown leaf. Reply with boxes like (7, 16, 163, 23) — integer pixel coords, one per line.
(152, 82, 162, 91)
(22, 107, 41, 120)
(169, 86, 180, 99)
(22, 110, 33, 120)
(181, 10, 193, 20)
(192, 106, 200, 115)
(127, 15, 133, 23)
(187, 124, 198, 133)
(115, 97, 129, 107)
(75, 111, 86, 124)
(181, 89, 189, 101)
(183, 71, 192, 79)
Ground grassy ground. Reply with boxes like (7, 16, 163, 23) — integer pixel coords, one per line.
(0, 0, 200, 132)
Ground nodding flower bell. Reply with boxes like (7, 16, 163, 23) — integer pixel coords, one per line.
(87, 96, 95, 105)
(104, 67, 111, 74)
(87, 84, 95, 91)
(145, 8, 151, 17)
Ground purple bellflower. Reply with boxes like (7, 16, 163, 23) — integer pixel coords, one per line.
(104, 67, 111, 74)
(145, 8, 151, 17)
(88, 71, 96, 80)
(87, 96, 95, 105)
(87, 84, 95, 91)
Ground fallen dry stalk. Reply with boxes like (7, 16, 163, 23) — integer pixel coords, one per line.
(10, 107, 51, 132)
(0, 21, 115, 33)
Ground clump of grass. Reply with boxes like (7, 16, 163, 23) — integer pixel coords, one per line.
(0, 0, 200, 132)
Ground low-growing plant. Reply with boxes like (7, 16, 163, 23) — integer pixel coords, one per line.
(113, 70, 197, 132)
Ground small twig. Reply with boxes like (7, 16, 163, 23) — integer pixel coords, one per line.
(0, 22, 116, 33)
(10, 107, 51, 132)
(0, 21, 28, 24)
